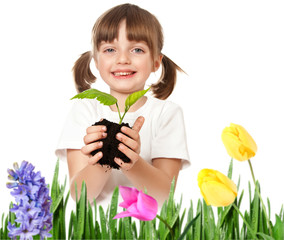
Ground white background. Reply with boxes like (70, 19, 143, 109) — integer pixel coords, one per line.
(1, 0, 283, 221)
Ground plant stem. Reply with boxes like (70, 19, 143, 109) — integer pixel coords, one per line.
(248, 159, 273, 236)
(156, 214, 174, 239)
(115, 103, 122, 122)
(232, 203, 259, 240)
(119, 111, 127, 125)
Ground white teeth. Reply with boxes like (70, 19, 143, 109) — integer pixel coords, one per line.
(113, 72, 133, 76)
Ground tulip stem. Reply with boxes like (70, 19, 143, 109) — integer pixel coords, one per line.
(248, 159, 273, 236)
(156, 214, 174, 239)
(232, 203, 259, 240)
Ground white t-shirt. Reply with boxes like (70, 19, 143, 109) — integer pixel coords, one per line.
(56, 96, 190, 206)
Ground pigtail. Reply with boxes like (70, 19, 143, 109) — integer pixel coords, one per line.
(151, 55, 185, 100)
(72, 51, 96, 93)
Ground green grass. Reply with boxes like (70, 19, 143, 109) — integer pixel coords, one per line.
(1, 159, 283, 240)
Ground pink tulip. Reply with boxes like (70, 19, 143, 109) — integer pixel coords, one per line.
(113, 186, 158, 221)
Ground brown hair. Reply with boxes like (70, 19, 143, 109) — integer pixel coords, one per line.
(73, 3, 184, 99)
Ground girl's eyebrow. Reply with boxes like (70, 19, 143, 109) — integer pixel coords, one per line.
(98, 40, 149, 48)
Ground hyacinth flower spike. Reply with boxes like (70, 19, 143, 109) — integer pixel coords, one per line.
(6, 161, 53, 240)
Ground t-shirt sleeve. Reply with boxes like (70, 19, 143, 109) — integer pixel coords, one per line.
(151, 102, 190, 169)
(55, 100, 95, 162)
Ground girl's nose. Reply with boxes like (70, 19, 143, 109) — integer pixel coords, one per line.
(116, 51, 131, 64)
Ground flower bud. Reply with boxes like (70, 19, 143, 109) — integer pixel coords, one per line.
(198, 169, 237, 207)
(222, 123, 257, 161)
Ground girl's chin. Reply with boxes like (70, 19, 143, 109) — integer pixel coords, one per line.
(110, 86, 144, 95)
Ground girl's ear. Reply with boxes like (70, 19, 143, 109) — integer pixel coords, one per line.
(153, 54, 163, 72)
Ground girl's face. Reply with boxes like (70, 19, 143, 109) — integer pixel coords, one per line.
(94, 20, 162, 97)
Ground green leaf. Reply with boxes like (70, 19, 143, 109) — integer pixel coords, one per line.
(279, 204, 284, 220)
(68, 210, 76, 240)
(132, 221, 138, 239)
(237, 189, 244, 208)
(194, 200, 202, 240)
(99, 206, 109, 239)
(51, 159, 60, 202)
(227, 158, 233, 179)
(93, 198, 98, 226)
(3, 215, 8, 240)
(220, 204, 234, 227)
(109, 186, 119, 238)
(267, 197, 271, 220)
(87, 202, 96, 239)
(71, 89, 117, 106)
(256, 232, 275, 240)
(178, 213, 200, 240)
(75, 181, 87, 240)
(145, 219, 156, 240)
(124, 87, 150, 112)
(202, 199, 215, 239)
(51, 176, 67, 213)
(166, 177, 176, 223)
(84, 203, 90, 240)
(94, 220, 102, 239)
(273, 215, 284, 239)
(233, 199, 240, 239)
(186, 200, 194, 239)
(250, 183, 260, 237)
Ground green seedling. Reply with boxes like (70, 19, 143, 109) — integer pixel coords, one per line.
(71, 87, 150, 124)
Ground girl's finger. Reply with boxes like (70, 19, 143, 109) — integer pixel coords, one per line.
(83, 132, 107, 144)
(120, 116, 144, 140)
(86, 125, 107, 134)
(132, 116, 145, 132)
(116, 133, 140, 153)
(88, 151, 103, 165)
(114, 157, 133, 171)
(118, 143, 140, 163)
(81, 141, 103, 155)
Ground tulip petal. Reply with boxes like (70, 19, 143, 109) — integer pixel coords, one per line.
(198, 169, 214, 187)
(118, 186, 139, 208)
(234, 124, 257, 153)
(113, 203, 139, 219)
(215, 171, 238, 195)
(113, 202, 155, 221)
(198, 169, 220, 185)
(199, 185, 210, 205)
(201, 181, 237, 207)
(222, 132, 245, 161)
(136, 191, 158, 221)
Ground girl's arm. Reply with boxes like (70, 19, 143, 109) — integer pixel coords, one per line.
(67, 124, 111, 202)
(67, 149, 112, 202)
(122, 156, 181, 205)
(114, 116, 182, 205)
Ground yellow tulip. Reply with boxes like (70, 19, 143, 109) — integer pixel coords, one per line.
(221, 123, 257, 161)
(198, 169, 237, 207)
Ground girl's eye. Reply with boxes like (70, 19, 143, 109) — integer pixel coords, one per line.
(104, 48, 115, 53)
(132, 48, 144, 53)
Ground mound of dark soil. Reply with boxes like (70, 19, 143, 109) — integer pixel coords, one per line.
(91, 119, 131, 169)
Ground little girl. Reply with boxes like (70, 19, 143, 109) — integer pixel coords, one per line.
(56, 3, 190, 207)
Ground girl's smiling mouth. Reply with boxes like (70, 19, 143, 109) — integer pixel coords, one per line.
(112, 71, 137, 77)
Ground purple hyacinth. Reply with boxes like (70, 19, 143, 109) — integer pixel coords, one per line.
(7, 161, 53, 240)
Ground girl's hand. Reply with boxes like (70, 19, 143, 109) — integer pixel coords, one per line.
(81, 123, 107, 165)
(114, 116, 145, 171)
